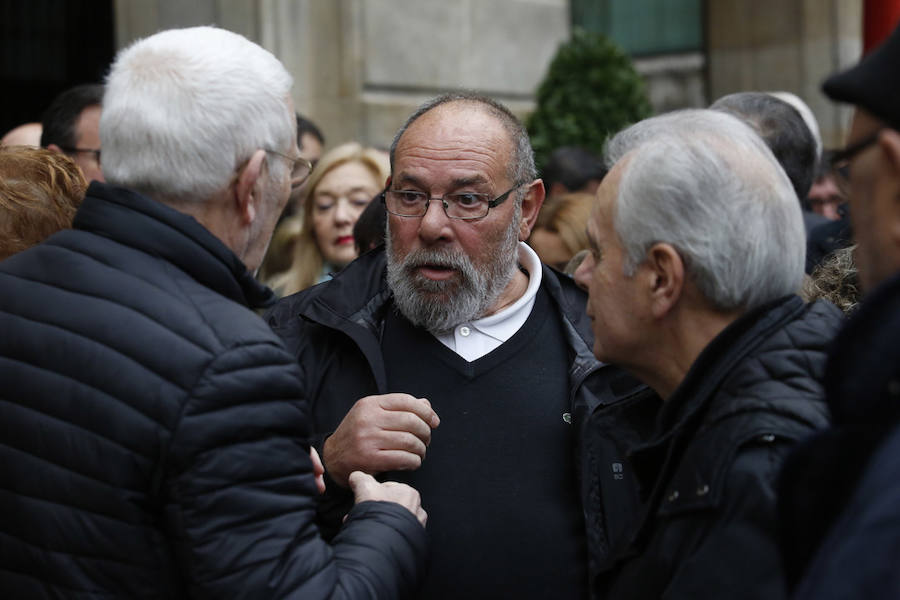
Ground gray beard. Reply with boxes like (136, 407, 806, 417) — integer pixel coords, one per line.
(386, 209, 521, 335)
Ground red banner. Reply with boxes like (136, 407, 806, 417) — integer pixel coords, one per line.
(864, 0, 900, 53)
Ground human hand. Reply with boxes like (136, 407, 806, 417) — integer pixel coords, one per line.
(348, 471, 427, 527)
(310, 447, 326, 495)
(323, 393, 440, 487)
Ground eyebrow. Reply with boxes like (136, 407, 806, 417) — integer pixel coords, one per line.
(393, 173, 489, 190)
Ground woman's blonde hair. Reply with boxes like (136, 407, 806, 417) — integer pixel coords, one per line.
(267, 142, 389, 296)
(533, 192, 594, 257)
(0, 145, 87, 260)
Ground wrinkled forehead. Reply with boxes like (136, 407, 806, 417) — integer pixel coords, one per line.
(394, 106, 515, 185)
(397, 103, 513, 158)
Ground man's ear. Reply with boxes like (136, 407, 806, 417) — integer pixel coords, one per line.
(643, 243, 684, 319)
(234, 149, 267, 225)
(879, 130, 900, 248)
(47, 143, 64, 155)
(518, 179, 545, 241)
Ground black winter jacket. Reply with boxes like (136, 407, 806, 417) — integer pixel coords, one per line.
(265, 248, 649, 584)
(589, 295, 842, 599)
(0, 183, 426, 599)
(780, 271, 900, 598)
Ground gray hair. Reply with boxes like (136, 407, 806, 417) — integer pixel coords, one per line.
(100, 26, 294, 204)
(605, 109, 805, 311)
(710, 92, 818, 200)
(389, 92, 537, 191)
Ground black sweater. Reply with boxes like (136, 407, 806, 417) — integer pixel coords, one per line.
(381, 288, 587, 599)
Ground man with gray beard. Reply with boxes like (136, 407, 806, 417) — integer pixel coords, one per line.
(267, 93, 645, 599)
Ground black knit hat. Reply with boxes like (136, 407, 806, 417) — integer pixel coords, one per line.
(823, 24, 900, 130)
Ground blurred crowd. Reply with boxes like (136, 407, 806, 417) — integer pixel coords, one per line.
(1, 20, 898, 600)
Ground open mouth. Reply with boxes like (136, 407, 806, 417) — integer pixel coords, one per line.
(335, 235, 354, 246)
(414, 263, 457, 281)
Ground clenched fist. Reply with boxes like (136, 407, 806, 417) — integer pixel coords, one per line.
(323, 393, 440, 487)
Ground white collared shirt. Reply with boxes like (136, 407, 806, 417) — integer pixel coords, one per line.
(435, 242, 542, 362)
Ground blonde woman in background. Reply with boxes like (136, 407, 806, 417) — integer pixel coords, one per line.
(268, 142, 389, 296)
(528, 191, 594, 271)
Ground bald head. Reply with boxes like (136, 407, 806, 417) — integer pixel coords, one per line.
(1, 123, 42, 147)
(390, 93, 537, 186)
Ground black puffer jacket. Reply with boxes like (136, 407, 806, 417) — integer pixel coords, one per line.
(0, 182, 426, 599)
(589, 295, 842, 599)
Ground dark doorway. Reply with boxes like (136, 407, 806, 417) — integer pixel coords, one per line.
(0, 0, 115, 137)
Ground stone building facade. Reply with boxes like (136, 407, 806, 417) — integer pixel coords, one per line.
(115, 0, 570, 148)
(113, 0, 862, 150)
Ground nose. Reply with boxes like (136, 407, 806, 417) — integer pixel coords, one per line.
(418, 197, 453, 243)
(333, 197, 354, 225)
(573, 252, 594, 292)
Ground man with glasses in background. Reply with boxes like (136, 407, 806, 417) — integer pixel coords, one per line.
(41, 83, 105, 183)
(0, 26, 429, 599)
(778, 23, 900, 599)
(268, 93, 644, 599)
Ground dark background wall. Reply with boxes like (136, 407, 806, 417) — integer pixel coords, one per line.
(1, 0, 115, 136)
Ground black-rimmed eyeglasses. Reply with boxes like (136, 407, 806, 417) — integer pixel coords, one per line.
(60, 147, 101, 164)
(382, 183, 524, 220)
(265, 149, 313, 191)
(830, 130, 882, 195)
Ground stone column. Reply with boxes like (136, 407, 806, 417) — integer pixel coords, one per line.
(707, 0, 863, 147)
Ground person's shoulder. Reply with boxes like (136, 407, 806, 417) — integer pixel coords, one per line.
(715, 297, 839, 410)
(267, 248, 388, 329)
(540, 264, 587, 320)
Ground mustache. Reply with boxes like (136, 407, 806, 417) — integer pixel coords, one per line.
(401, 247, 470, 271)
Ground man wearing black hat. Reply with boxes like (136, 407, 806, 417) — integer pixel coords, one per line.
(778, 24, 900, 599)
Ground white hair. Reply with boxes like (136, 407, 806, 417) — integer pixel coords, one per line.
(768, 91, 822, 161)
(100, 26, 294, 203)
(605, 109, 805, 311)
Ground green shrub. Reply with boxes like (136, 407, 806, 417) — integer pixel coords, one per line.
(528, 28, 652, 171)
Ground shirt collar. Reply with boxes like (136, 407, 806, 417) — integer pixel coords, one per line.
(467, 242, 542, 342)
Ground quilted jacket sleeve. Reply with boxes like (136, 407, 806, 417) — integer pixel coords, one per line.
(162, 342, 426, 599)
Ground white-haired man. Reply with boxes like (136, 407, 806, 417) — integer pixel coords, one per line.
(267, 93, 646, 599)
(0, 27, 427, 599)
(574, 109, 843, 599)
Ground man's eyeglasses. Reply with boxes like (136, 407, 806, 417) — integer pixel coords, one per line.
(60, 147, 101, 164)
(382, 183, 524, 220)
(265, 149, 313, 191)
(830, 130, 882, 195)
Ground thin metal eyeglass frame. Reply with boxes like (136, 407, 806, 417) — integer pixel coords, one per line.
(264, 149, 313, 189)
(381, 183, 524, 220)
